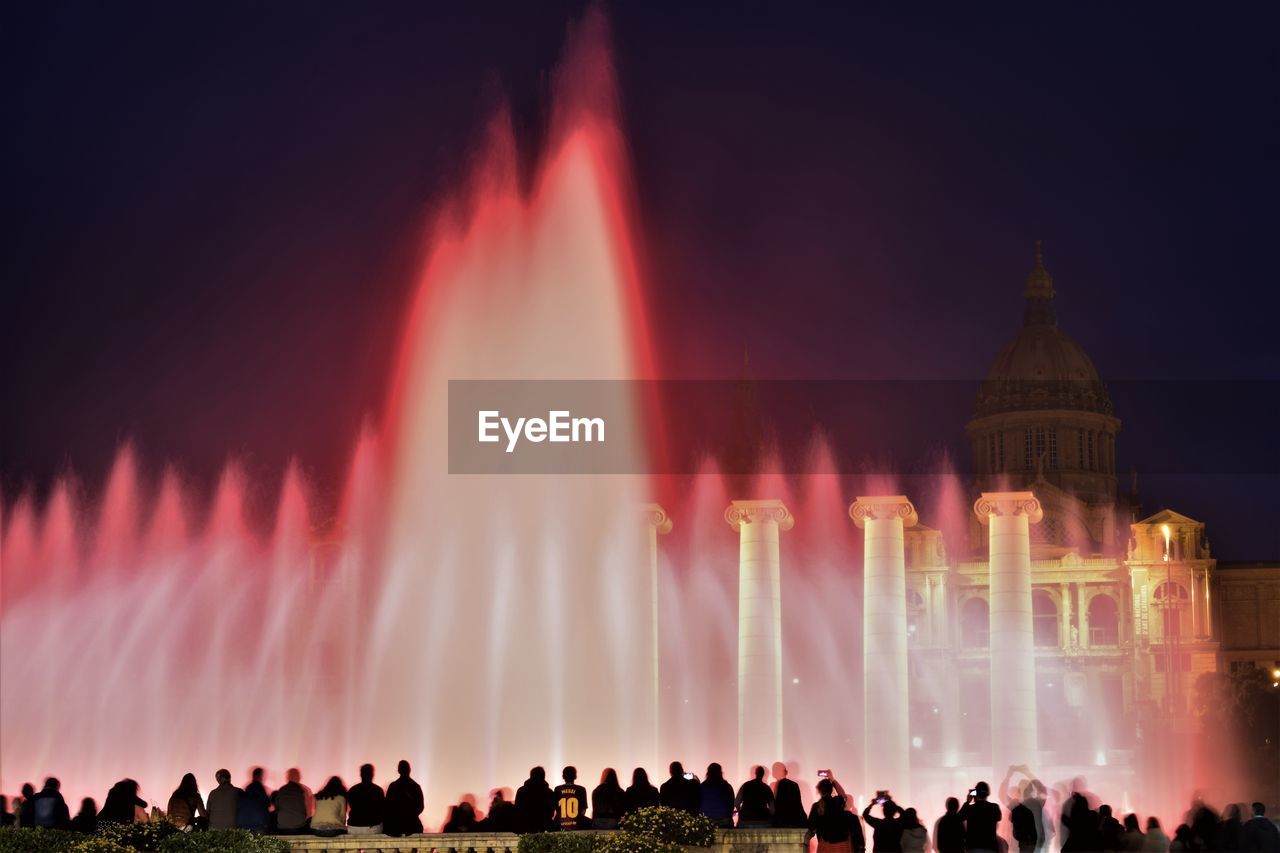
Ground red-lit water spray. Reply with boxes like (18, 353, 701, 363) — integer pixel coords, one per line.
(0, 9, 1220, 834)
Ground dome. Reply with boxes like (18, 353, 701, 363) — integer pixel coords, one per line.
(974, 242, 1112, 418)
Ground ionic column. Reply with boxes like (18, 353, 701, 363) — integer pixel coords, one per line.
(851, 495, 918, 799)
(642, 504, 672, 762)
(1060, 582, 1072, 649)
(974, 490, 1043, 776)
(1078, 583, 1090, 649)
(726, 499, 794, 776)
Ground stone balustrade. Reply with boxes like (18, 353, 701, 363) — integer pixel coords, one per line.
(284, 828, 810, 853)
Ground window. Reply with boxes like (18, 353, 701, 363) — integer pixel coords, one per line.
(1153, 581, 1189, 641)
(1033, 590, 1059, 647)
(1155, 653, 1191, 673)
(961, 597, 989, 648)
(1088, 431, 1096, 470)
(1078, 429, 1085, 469)
(1087, 594, 1120, 646)
(998, 432, 1005, 470)
(1023, 427, 1055, 472)
(907, 589, 925, 642)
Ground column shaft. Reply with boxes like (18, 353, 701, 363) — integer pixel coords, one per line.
(851, 496, 917, 798)
(727, 500, 793, 777)
(975, 491, 1043, 777)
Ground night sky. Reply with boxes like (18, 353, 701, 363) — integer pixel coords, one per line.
(3, 3, 1278, 557)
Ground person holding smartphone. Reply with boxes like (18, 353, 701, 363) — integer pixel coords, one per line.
(862, 791, 904, 852)
(660, 762, 700, 815)
(959, 781, 1002, 853)
(806, 772, 865, 853)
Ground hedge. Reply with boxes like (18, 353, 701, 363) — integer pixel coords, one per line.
(0, 828, 289, 853)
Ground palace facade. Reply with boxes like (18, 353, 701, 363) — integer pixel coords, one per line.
(900, 243, 1280, 772)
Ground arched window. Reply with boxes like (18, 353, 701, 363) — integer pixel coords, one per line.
(960, 597, 989, 648)
(1153, 581, 1189, 641)
(906, 589, 925, 641)
(1087, 594, 1120, 646)
(1033, 590, 1059, 647)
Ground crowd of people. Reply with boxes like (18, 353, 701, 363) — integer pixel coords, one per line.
(2, 761, 1277, 853)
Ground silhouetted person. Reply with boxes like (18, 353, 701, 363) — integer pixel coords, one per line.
(624, 768, 660, 815)
(384, 760, 425, 837)
(901, 809, 928, 853)
(0, 796, 13, 828)
(1099, 805, 1124, 853)
(18, 783, 35, 828)
(736, 766, 776, 828)
(772, 763, 806, 828)
(863, 792, 904, 853)
(554, 766, 589, 830)
(237, 768, 270, 832)
(1244, 803, 1280, 853)
(935, 798, 966, 853)
(1217, 804, 1244, 853)
(167, 773, 207, 830)
(1170, 824, 1194, 853)
(207, 768, 241, 831)
(593, 769, 625, 829)
(70, 798, 96, 834)
(29, 777, 71, 829)
(958, 782, 1001, 853)
(1062, 793, 1099, 853)
(807, 777, 864, 853)
(699, 763, 735, 829)
(484, 789, 518, 832)
(312, 776, 348, 836)
(1189, 802, 1220, 853)
(661, 762, 700, 814)
(1143, 818, 1170, 853)
(444, 801, 479, 833)
(515, 766, 554, 834)
(273, 770, 311, 834)
(1000, 767, 1047, 853)
(1120, 814, 1145, 853)
(99, 780, 145, 825)
(346, 764, 385, 835)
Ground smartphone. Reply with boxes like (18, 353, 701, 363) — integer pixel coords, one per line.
(683, 773, 694, 780)
(817, 770, 830, 779)
(969, 789, 977, 797)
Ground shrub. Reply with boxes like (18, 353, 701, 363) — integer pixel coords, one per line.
(70, 840, 132, 853)
(619, 807, 715, 848)
(517, 833, 603, 853)
(595, 834, 681, 853)
(0, 828, 90, 853)
(97, 823, 179, 852)
(158, 831, 289, 853)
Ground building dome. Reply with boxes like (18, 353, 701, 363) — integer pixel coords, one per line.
(974, 241, 1112, 418)
(966, 242, 1122, 547)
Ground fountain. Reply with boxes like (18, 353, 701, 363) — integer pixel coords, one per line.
(0, 8, 1214, 835)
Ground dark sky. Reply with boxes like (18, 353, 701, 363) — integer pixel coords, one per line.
(3, 2, 1278, 557)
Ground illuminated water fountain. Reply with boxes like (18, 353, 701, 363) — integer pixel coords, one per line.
(1, 10, 1217, 833)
